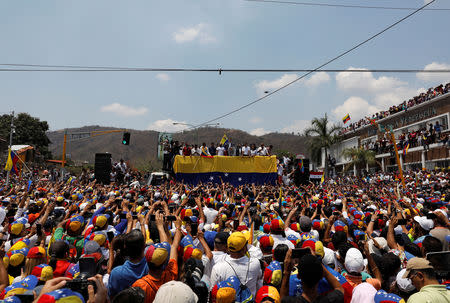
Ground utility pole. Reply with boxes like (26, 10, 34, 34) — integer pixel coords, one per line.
(6, 111, 14, 186)
(61, 129, 67, 181)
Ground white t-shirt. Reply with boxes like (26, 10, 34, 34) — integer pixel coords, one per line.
(216, 146, 226, 156)
(271, 233, 295, 249)
(257, 147, 268, 156)
(210, 255, 263, 296)
(250, 149, 258, 156)
(203, 207, 219, 224)
(241, 146, 251, 156)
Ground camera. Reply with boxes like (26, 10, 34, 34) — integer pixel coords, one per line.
(66, 257, 97, 301)
(183, 258, 208, 303)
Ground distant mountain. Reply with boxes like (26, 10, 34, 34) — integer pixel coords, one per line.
(47, 126, 309, 168)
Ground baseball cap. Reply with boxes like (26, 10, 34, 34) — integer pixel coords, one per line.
(345, 248, 364, 274)
(263, 261, 282, 286)
(37, 288, 84, 303)
(31, 264, 54, 282)
(227, 232, 247, 252)
(255, 285, 280, 303)
(374, 290, 404, 303)
(258, 235, 274, 251)
(270, 219, 284, 232)
(27, 246, 46, 259)
(146, 242, 170, 267)
(402, 257, 434, 279)
(395, 269, 415, 293)
(153, 281, 198, 303)
(413, 216, 434, 231)
(5, 275, 38, 297)
(84, 240, 101, 255)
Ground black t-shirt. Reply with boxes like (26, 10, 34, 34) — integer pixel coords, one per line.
(281, 290, 344, 303)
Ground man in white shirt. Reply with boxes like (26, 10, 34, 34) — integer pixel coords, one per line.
(241, 143, 251, 156)
(210, 232, 263, 295)
(216, 144, 226, 156)
(257, 144, 268, 156)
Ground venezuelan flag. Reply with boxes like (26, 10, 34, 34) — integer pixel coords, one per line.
(342, 114, 350, 124)
(173, 155, 277, 185)
(219, 134, 229, 146)
(298, 159, 304, 173)
(403, 143, 409, 156)
(4, 149, 19, 176)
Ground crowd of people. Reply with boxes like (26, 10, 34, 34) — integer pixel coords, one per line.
(340, 82, 450, 135)
(163, 141, 274, 171)
(361, 120, 449, 154)
(0, 168, 448, 303)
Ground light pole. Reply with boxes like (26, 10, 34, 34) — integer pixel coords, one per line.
(172, 122, 220, 145)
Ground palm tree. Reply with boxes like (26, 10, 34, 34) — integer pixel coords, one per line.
(304, 114, 341, 177)
(342, 147, 377, 175)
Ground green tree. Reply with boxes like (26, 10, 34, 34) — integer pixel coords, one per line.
(342, 147, 377, 175)
(304, 114, 341, 177)
(0, 113, 52, 159)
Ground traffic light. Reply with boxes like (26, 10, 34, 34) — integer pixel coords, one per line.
(122, 132, 130, 145)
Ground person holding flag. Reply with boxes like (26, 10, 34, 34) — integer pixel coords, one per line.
(4, 148, 20, 176)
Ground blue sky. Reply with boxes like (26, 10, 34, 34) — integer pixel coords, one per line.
(0, 0, 449, 136)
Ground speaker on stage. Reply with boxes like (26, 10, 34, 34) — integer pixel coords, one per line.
(293, 158, 310, 186)
(95, 153, 112, 184)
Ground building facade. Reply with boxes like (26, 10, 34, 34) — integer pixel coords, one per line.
(322, 92, 450, 175)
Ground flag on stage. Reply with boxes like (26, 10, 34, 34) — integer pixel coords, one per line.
(342, 114, 350, 124)
(219, 134, 229, 146)
(402, 143, 409, 156)
(173, 155, 277, 185)
(4, 149, 19, 176)
(201, 146, 213, 158)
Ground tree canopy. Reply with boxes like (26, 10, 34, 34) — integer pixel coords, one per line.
(304, 114, 341, 176)
(0, 113, 52, 159)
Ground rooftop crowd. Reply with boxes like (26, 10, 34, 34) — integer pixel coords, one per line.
(0, 168, 448, 303)
(362, 120, 449, 154)
(340, 82, 450, 135)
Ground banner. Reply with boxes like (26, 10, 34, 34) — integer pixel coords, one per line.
(309, 171, 323, 179)
(173, 155, 277, 185)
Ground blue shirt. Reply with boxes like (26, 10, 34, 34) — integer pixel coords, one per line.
(108, 257, 149, 298)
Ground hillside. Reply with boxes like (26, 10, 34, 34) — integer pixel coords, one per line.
(47, 126, 309, 168)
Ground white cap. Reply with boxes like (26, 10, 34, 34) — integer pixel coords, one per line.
(153, 281, 198, 303)
(413, 216, 434, 231)
(345, 248, 364, 273)
(171, 194, 179, 201)
(368, 237, 389, 255)
(396, 269, 415, 292)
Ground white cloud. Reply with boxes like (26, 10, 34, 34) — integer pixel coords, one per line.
(254, 74, 298, 96)
(281, 120, 311, 134)
(147, 119, 188, 132)
(336, 67, 407, 94)
(416, 62, 450, 83)
(332, 97, 380, 121)
(100, 103, 148, 117)
(250, 128, 270, 136)
(173, 23, 216, 44)
(250, 117, 262, 124)
(303, 72, 330, 87)
(156, 73, 170, 81)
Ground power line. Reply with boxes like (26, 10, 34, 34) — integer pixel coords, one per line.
(0, 66, 448, 73)
(245, 0, 450, 11)
(191, 0, 436, 129)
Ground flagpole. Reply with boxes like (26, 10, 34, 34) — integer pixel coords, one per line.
(6, 111, 14, 186)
